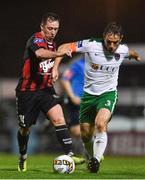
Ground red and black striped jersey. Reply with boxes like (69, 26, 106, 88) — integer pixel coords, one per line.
(16, 32, 56, 92)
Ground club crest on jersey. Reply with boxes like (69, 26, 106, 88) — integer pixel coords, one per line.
(114, 53, 120, 60)
(33, 38, 45, 43)
(90, 63, 99, 70)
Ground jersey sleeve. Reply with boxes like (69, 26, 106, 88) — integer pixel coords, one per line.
(61, 63, 78, 81)
(123, 44, 129, 58)
(28, 36, 46, 53)
(61, 68, 74, 81)
(69, 39, 90, 53)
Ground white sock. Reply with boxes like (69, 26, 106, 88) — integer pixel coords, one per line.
(93, 132, 107, 162)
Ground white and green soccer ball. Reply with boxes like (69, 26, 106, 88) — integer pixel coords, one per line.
(53, 155, 75, 174)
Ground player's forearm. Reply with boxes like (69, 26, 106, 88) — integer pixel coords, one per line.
(35, 48, 66, 60)
(58, 42, 77, 53)
(53, 43, 75, 70)
(53, 42, 77, 71)
(53, 56, 64, 71)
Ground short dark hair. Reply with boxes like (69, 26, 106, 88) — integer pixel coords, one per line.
(103, 22, 123, 36)
(41, 12, 60, 25)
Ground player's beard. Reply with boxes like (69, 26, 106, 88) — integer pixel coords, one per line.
(108, 47, 116, 53)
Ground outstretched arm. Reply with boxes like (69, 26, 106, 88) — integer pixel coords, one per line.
(52, 56, 63, 83)
(35, 46, 72, 60)
(54, 42, 77, 68)
(128, 50, 141, 61)
(52, 42, 76, 82)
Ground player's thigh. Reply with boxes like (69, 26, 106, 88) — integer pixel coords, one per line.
(79, 92, 97, 124)
(95, 90, 118, 131)
(40, 89, 65, 125)
(97, 90, 118, 115)
(16, 91, 40, 128)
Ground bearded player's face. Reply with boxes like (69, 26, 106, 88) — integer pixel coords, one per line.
(104, 33, 123, 53)
(41, 19, 59, 42)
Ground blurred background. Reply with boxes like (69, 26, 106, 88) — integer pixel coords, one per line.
(0, 0, 145, 156)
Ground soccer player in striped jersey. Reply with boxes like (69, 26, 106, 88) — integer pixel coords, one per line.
(16, 12, 82, 172)
(52, 22, 141, 173)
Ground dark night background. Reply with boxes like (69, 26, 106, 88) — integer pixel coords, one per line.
(0, 0, 145, 78)
(0, 0, 145, 157)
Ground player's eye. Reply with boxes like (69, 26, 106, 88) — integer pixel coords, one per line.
(47, 27, 58, 31)
(107, 40, 119, 45)
(47, 27, 53, 31)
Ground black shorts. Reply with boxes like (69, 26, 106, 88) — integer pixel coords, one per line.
(65, 98, 80, 127)
(16, 88, 61, 128)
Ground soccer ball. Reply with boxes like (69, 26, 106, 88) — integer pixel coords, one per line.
(53, 155, 75, 174)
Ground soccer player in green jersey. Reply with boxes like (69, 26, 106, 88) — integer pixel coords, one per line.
(52, 22, 141, 173)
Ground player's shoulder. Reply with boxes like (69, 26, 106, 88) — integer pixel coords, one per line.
(89, 37, 103, 43)
(88, 38, 103, 50)
(28, 32, 41, 39)
(78, 37, 102, 45)
(85, 37, 103, 45)
(26, 32, 44, 44)
(33, 32, 45, 43)
(118, 43, 129, 53)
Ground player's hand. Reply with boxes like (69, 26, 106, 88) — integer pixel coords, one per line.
(129, 50, 141, 61)
(58, 44, 72, 57)
(65, 48, 72, 57)
(135, 56, 141, 61)
(59, 48, 72, 57)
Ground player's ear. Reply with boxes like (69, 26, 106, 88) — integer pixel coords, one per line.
(40, 23, 43, 30)
(120, 35, 123, 42)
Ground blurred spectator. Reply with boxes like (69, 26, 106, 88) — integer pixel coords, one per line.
(61, 56, 87, 156)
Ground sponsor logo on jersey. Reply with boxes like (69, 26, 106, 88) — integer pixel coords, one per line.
(90, 63, 118, 73)
(39, 59, 54, 73)
(33, 38, 45, 43)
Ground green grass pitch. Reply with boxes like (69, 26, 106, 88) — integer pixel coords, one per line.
(0, 153, 145, 179)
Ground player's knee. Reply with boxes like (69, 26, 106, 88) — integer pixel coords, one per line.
(95, 120, 106, 132)
(71, 130, 81, 137)
(52, 116, 65, 126)
(81, 129, 92, 142)
(81, 132, 92, 142)
(80, 123, 92, 142)
(70, 125, 81, 137)
(19, 127, 30, 136)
